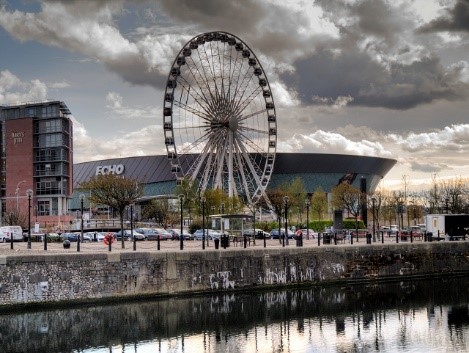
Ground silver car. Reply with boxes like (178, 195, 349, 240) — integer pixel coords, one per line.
(193, 229, 221, 240)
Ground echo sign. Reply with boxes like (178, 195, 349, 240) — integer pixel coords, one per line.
(96, 164, 125, 176)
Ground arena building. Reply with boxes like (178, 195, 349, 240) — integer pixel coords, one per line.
(71, 153, 396, 211)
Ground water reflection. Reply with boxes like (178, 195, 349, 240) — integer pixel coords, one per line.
(0, 276, 468, 352)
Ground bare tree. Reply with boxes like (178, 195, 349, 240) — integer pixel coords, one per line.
(331, 183, 361, 243)
(80, 174, 143, 248)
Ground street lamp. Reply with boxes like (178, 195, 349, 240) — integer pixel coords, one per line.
(131, 204, 136, 251)
(16, 180, 26, 212)
(371, 197, 376, 243)
(179, 194, 185, 250)
(284, 196, 289, 246)
(220, 203, 225, 248)
(26, 189, 33, 249)
(79, 194, 85, 252)
(305, 199, 310, 242)
(201, 196, 206, 250)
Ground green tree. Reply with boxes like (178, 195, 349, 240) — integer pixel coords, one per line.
(285, 177, 306, 224)
(142, 198, 170, 227)
(80, 174, 143, 248)
(175, 178, 198, 223)
(311, 186, 328, 222)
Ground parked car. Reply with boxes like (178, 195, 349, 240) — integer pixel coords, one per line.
(85, 231, 106, 242)
(135, 228, 161, 241)
(46, 232, 61, 242)
(270, 228, 295, 239)
(193, 229, 221, 241)
(390, 225, 398, 234)
(0, 225, 23, 242)
(155, 228, 173, 240)
(380, 226, 391, 233)
(60, 232, 92, 242)
(243, 228, 271, 239)
(115, 229, 145, 241)
(300, 229, 318, 239)
(168, 229, 193, 240)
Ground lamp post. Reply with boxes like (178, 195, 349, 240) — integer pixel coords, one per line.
(284, 196, 289, 246)
(26, 189, 33, 249)
(131, 204, 136, 251)
(16, 180, 26, 212)
(179, 194, 185, 250)
(220, 203, 225, 248)
(79, 194, 85, 252)
(371, 197, 376, 243)
(201, 196, 206, 250)
(305, 199, 310, 241)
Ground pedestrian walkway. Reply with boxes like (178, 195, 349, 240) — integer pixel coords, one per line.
(1, 233, 457, 255)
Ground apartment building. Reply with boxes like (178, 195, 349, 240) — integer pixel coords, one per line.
(0, 101, 73, 229)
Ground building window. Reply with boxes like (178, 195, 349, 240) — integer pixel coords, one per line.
(38, 200, 50, 216)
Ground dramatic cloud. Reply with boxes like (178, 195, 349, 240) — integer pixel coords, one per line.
(418, 0, 469, 33)
(0, 1, 179, 88)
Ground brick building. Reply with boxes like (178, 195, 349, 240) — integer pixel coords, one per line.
(0, 101, 74, 230)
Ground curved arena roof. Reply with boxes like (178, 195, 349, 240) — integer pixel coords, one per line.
(73, 153, 396, 198)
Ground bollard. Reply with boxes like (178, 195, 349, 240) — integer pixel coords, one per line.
(214, 238, 220, 249)
(244, 236, 248, 248)
(63, 240, 71, 249)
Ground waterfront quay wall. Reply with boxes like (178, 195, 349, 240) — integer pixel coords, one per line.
(1, 242, 468, 308)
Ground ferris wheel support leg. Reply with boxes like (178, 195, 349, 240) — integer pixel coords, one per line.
(228, 131, 234, 197)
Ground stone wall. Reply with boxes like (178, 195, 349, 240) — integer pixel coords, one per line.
(1, 242, 468, 308)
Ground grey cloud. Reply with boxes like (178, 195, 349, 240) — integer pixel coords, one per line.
(410, 161, 447, 173)
(418, 0, 469, 33)
(282, 41, 468, 110)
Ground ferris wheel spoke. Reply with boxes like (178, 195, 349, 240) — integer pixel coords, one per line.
(234, 136, 264, 192)
(186, 137, 213, 179)
(230, 65, 256, 111)
(237, 108, 268, 123)
(194, 46, 219, 102)
(233, 85, 264, 117)
(178, 131, 212, 155)
(238, 125, 269, 135)
(173, 100, 212, 122)
(185, 55, 215, 104)
(227, 50, 244, 102)
(233, 140, 253, 200)
(236, 130, 266, 154)
(177, 75, 212, 113)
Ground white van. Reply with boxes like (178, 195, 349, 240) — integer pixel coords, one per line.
(0, 226, 23, 242)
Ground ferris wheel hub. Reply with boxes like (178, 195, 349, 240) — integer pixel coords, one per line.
(229, 115, 238, 132)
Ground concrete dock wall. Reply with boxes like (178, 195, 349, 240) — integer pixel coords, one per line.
(1, 242, 468, 308)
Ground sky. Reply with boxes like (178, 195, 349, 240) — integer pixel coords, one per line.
(0, 0, 468, 192)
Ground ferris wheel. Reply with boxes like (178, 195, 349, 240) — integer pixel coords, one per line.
(163, 31, 277, 205)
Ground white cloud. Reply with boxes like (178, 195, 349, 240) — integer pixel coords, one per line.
(105, 91, 159, 120)
(0, 70, 48, 104)
(278, 130, 392, 157)
(388, 124, 469, 153)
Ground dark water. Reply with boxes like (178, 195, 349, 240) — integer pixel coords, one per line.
(1, 276, 468, 353)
